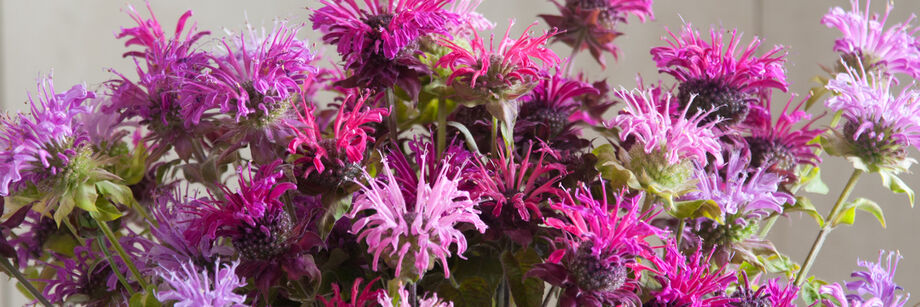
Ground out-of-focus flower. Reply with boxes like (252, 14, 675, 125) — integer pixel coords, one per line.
(647, 240, 735, 307)
(184, 161, 320, 296)
(148, 187, 232, 272)
(822, 0, 920, 78)
(8, 209, 58, 268)
(516, 72, 599, 151)
(824, 65, 920, 173)
(0, 199, 29, 260)
(287, 92, 389, 194)
(529, 185, 662, 307)
(651, 23, 787, 125)
(311, 0, 456, 96)
(155, 260, 247, 307)
(820, 250, 909, 307)
(444, 0, 495, 38)
(378, 284, 453, 307)
(41, 236, 151, 306)
(347, 155, 486, 280)
(317, 277, 384, 307)
(541, 0, 653, 66)
(438, 21, 559, 125)
(742, 95, 823, 177)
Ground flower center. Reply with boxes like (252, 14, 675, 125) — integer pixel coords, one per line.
(678, 78, 748, 126)
(842, 120, 908, 168)
(529, 107, 570, 137)
(626, 146, 695, 193)
(729, 288, 771, 307)
(570, 242, 628, 292)
(233, 210, 293, 260)
(745, 136, 796, 171)
(694, 219, 756, 249)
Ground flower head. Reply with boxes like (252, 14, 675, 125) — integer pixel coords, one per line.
(824, 65, 920, 172)
(378, 284, 453, 307)
(148, 187, 232, 272)
(820, 250, 910, 307)
(347, 154, 487, 280)
(651, 23, 787, 125)
(444, 0, 495, 38)
(742, 95, 824, 176)
(155, 260, 248, 307)
(311, 0, 456, 95)
(541, 0, 653, 66)
(530, 185, 663, 307)
(516, 72, 599, 151)
(822, 0, 920, 78)
(648, 240, 735, 307)
(41, 236, 151, 306)
(686, 151, 793, 223)
(318, 278, 384, 307)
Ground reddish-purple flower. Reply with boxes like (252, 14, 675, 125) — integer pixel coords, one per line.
(318, 277, 384, 307)
(311, 0, 455, 95)
(347, 154, 487, 280)
(651, 23, 788, 125)
(40, 236, 151, 306)
(541, 0, 653, 67)
(647, 240, 735, 307)
(823, 0, 920, 78)
(530, 185, 663, 307)
(742, 95, 824, 177)
(516, 72, 599, 151)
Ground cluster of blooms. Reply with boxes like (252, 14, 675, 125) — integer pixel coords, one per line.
(0, 0, 917, 306)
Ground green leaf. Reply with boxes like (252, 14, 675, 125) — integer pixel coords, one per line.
(128, 287, 162, 307)
(89, 197, 124, 222)
(670, 199, 722, 223)
(842, 198, 886, 228)
(120, 143, 148, 185)
(436, 277, 494, 307)
(804, 76, 830, 111)
(448, 121, 482, 156)
(96, 180, 138, 209)
(73, 183, 100, 213)
(500, 248, 544, 307)
(879, 171, 915, 207)
(786, 197, 825, 228)
(799, 277, 829, 305)
(591, 144, 637, 189)
(832, 207, 857, 227)
(801, 167, 829, 195)
(761, 253, 800, 278)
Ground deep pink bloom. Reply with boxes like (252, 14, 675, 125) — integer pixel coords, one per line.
(184, 161, 320, 296)
(529, 185, 663, 307)
(311, 0, 455, 94)
(823, 0, 920, 78)
(347, 155, 487, 279)
(318, 278, 384, 307)
(650, 23, 787, 125)
(0, 77, 93, 196)
(648, 240, 735, 307)
(287, 92, 389, 190)
(516, 72, 600, 151)
(608, 86, 722, 166)
(763, 278, 800, 307)
(541, 0, 653, 66)
(742, 95, 824, 176)
(148, 187, 232, 272)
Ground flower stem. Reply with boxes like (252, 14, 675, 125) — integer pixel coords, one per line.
(94, 216, 149, 290)
(564, 32, 587, 77)
(675, 218, 687, 248)
(491, 116, 499, 156)
(408, 282, 419, 307)
(541, 285, 558, 307)
(794, 169, 863, 287)
(0, 256, 53, 307)
(96, 236, 136, 297)
(387, 88, 399, 145)
(437, 98, 448, 159)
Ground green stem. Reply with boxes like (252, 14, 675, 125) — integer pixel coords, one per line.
(437, 98, 448, 159)
(641, 194, 656, 213)
(94, 216, 149, 289)
(490, 116, 499, 156)
(542, 285, 558, 307)
(97, 236, 136, 296)
(675, 218, 687, 248)
(387, 89, 399, 145)
(794, 169, 863, 286)
(564, 32, 587, 77)
(0, 257, 53, 307)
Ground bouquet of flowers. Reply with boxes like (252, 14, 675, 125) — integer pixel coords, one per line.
(0, 0, 916, 306)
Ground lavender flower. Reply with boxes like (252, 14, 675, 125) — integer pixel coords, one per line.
(651, 23, 788, 125)
(541, 0, 654, 66)
(685, 151, 793, 223)
(822, 0, 920, 77)
(148, 187, 231, 272)
(156, 260, 247, 307)
(41, 236, 151, 306)
(821, 250, 909, 307)
(347, 155, 487, 280)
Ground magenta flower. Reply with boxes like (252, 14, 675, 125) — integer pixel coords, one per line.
(648, 240, 735, 307)
(179, 22, 316, 124)
(609, 86, 722, 166)
(318, 277, 383, 307)
(516, 72, 600, 151)
(40, 236, 151, 306)
(728, 273, 798, 307)
(821, 250, 909, 307)
(825, 65, 920, 171)
(148, 187, 232, 272)
(823, 0, 920, 78)
(763, 278, 800, 307)
(287, 92, 389, 193)
(0, 77, 93, 196)
(529, 185, 663, 307)
(155, 260, 248, 307)
(541, 0, 653, 66)
(386, 137, 475, 207)
(311, 0, 455, 95)
(184, 161, 320, 296)
(438, 21, 559, 123)
(650, 23, 788, 125)
(347, 155, 487, 280)
(742, 95, 824, 176)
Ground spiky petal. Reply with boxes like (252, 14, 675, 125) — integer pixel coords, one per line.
(822, 0, 920, 77)
(155, 260, 248, 307)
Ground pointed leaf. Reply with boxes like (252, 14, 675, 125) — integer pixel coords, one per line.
(448, 121, 482, 156)
(801, 167, 829, 195)
(501, 248, 544, 307)
(436, 277, 493, 307)
(879, 171, 915, 207)
(846, 198, 886, 228)
(73, 183, 99, 213)
(785, 197, 824, 228)
(832, 207, 856, 227)
(89, 197, 124, 222)
(96, 180, 138, 209)
(670, 199, 722, 223)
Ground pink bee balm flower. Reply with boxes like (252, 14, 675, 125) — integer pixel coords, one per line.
(647, 240, 735, 307)
(529, 185, 663, 307)
(742, 95, 824, 176)
(377, 284, 453, 307)
(650, 23, 787, 125)
(823, 0, 920, 78)
(347, 155, 487, 280)
(317, 278, 384, 307)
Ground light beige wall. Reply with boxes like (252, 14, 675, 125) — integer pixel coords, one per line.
(1, 1, 918, 305)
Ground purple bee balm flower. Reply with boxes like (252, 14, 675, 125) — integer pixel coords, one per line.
(8, 210, 59, 268)
(347, 154, 487, 280)
(516, 72, 600, 151)
(821, 250, 909, 307)
(184, 161, 321, 296)
(0, 77, 93, 196)
(825, 65, 920, 171)
(155, 260, 247, 307)
(377, 284, 453, 307)
(685, 151, 793, 223)
(541, 0, 654, 67)
(647, 240, 736, 307)
(148, 187, 232, 272)
(823, 0, 920, 78)
(180, 22, 316, 123)
(40, 236, 151, 306)
(529, 185, 663, 307)
(317, 277, 384, 307)
(742, 95, 824, 177)
(311, 0, 455, 96)
(650, 23, 788, 125)
(468, 142, 565, 245)
(0, 199, 29, 260)
(438, 21, 559, 124)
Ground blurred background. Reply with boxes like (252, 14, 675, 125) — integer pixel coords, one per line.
(1, 0, 919, 305)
